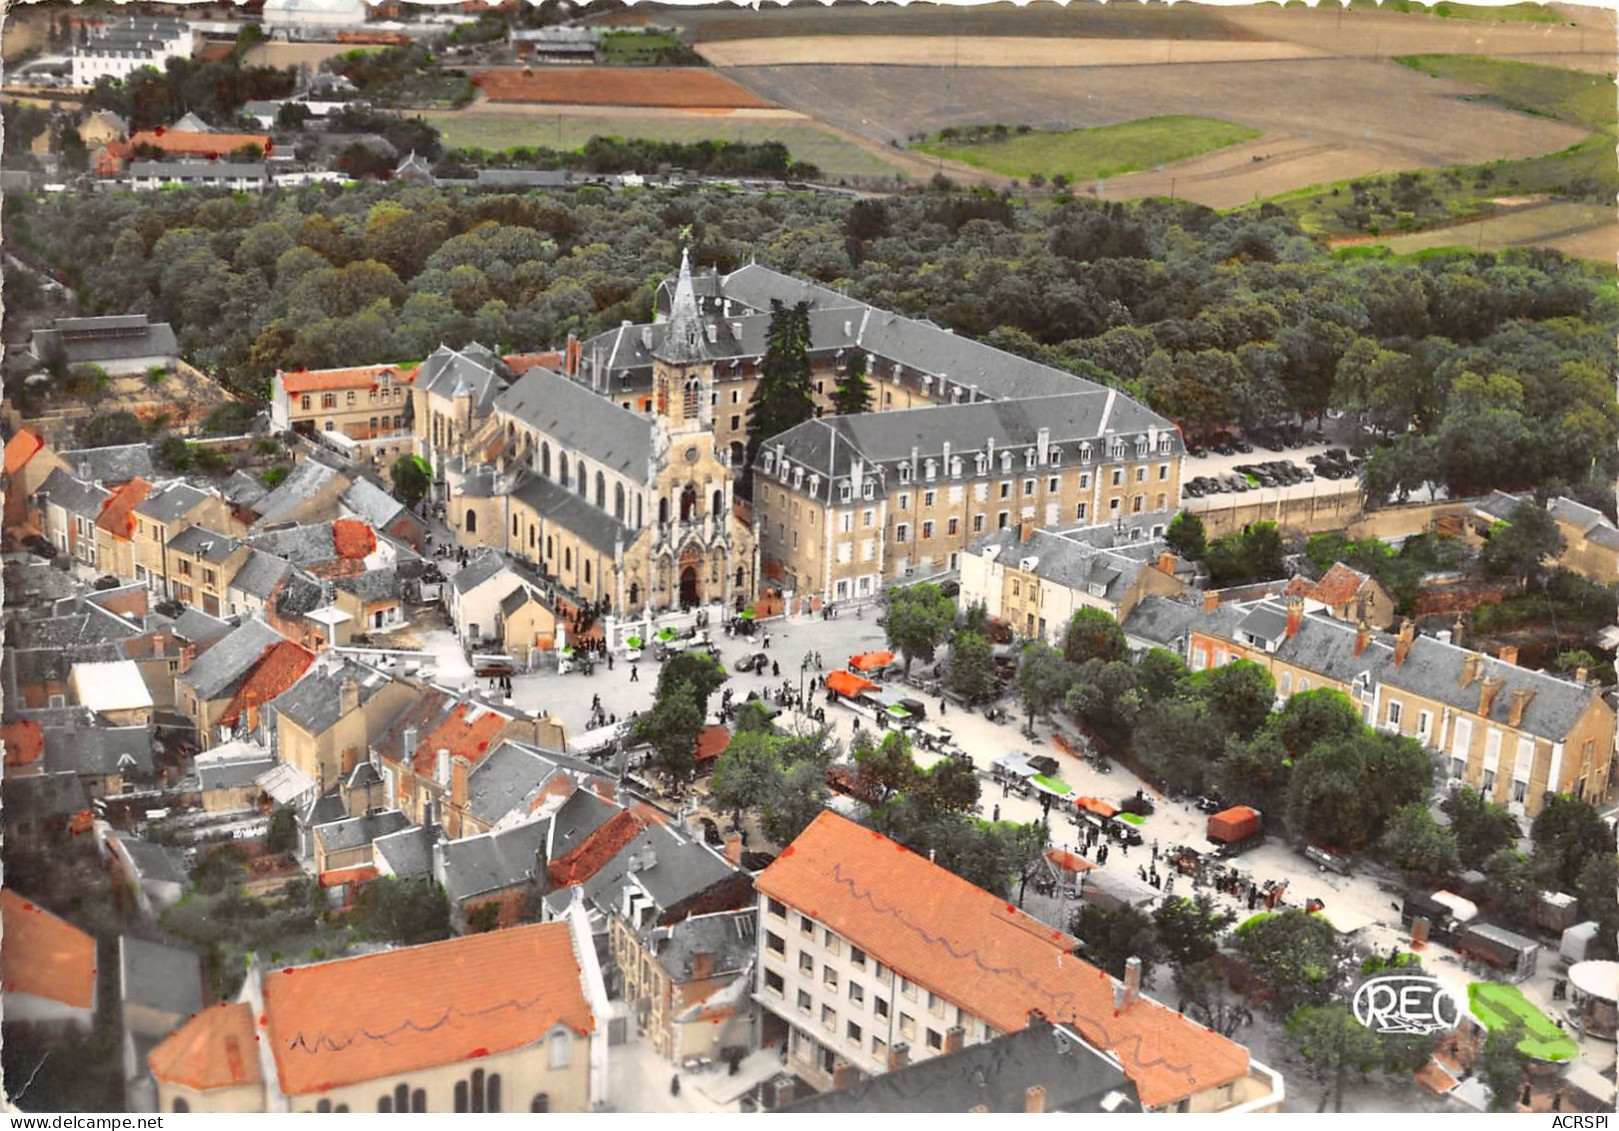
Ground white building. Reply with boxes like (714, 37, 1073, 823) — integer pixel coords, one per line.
(262, 0, 369, 35)
(71, 18, 194, 88)
(128, 161, 268, 193)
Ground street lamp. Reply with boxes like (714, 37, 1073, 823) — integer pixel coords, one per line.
(799, 651, 815, 711)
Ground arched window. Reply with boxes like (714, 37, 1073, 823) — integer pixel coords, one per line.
(317, 1100, 332, 1113)
(528, 526, 536, 547)
(636, 495, 644, 528)
(545, 536, 553, 559)
(395, 1084, 409, 1113)
(736, 567, 745, 589)
(540, 441, 551, 477)
(577, 461, 589, 497)
(558, 453, 570, 487)
(595, 471, 606, 509)
(629, 582, 641, 606)
(412, 1090, 425, 1113)
(615, 483, 626, 521)
(659, 497, 670, 526)
(377, 1098, 391, 1113)
(584, 560, 592, 585)
(173, 1100, 190, 1114)
(454, 1082, 468, 1113)
(512, 515, 520, 537)
(683, 377, 701, 419)
(681, 485, 698, 522)
(548, 1030, 572, 1069)
(564, 548, 572, 572)
(712, 489, 723, 517)
(472, 1069, 486, 1113)
(487, 1074, 502, 1113)
(465, 509, 477, 534)
(531, 1095, 551, 1113)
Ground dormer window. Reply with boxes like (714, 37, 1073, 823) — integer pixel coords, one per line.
(779, 459, 791, 483)
(899, 464, 912, 484)
(950, 457, 962, 478)
(1158, 435, 1172, 453)
(924, 459, 937, 481)
(1111, 439, 1126, 459)
(1049, 448, 1062, 468)
(763, 452, 776, 473)
(1025, 449, 1037, 469)
(976, 454, 988, 475)
(1135, 436, 1148, 455)
(863, 481, 875, 500)
(807, 474, 820, 497)
(1000, 452, 1013, 472)
(1080, 442, 1092, 464)
(792, 467, 805, 491)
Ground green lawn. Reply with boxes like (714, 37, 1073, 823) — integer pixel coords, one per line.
(915, 116, 1261, 183)
(1348, 0, 1566, 21)
(1467, 982, 1580, 1062)
(424, 112, 906, 180)
(598, 30, 704, 66)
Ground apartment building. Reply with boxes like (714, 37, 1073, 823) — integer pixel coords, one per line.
(1181, 598, 1615, 817)
(754, 393, 1182, 605)
(754, 811, 1281, 1113)
(269, 364, 415, 467)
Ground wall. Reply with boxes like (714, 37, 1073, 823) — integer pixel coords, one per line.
(1187, 486, 1363, 541)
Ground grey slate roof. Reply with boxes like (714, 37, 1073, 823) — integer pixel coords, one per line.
(222, 470, 269, 509)
(313, 809, 410, 854)
(578, 821, 736, 917)
(43, 725, 154, 778)
(340, 476, 405, 529)
(174, 617, 286, 700)
(270, 661, 394, 737)
(512, 473, 632, 555)
(494, 365, 655, 482)
(1120, 595, 1201, 651)
(117, 837, 187, 887)
(32, 315, 178, 365)
(440, 818, 550, 903)
(59, 443, 155, 486)
(170, 607, 233, 646)
(128, 160, 268, 181)
(475, 168, 575, 188)
(546, 787, 616, 855)
(303, 786, 347, 829)
(450, 548, 509, 595)
(464, 740, 593, 826)
(246, 523, 340, 567)
(119, 936, 203, 1018)
(253, 459, 347, 525)
(783, 1020, 1138, 1114)
(646, 908, 756, 982)
(198, 758, 276, 791)
(2, 771, 90, 822)
(500, 585, 539, 618)
(416, 343, 509, 410)
(973, 526, 1169, 607)
(374, 823, 440, 880)
(229, 549, 293, 600)
(38, 467, 112, 520)
(167, 526, 239, 562)
(134, 481, 212, 524)
(334, 565, 402, 604)
(1235, 603, 1290, 645)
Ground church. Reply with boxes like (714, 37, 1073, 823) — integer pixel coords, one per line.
(447, 253, 757, 619)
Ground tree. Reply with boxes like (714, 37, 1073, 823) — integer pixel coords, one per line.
(1287, 1005, 1384, 1113)
(632, 678, 705, 779)
(1060, 607, 1127, 665)
(1186, 659, 1276, 741)
(1481, 847, 1537, 922)
(853, 729, 918, 806)
(265, 807, 298, 855)
(203, 401, 255, 436)
(465, 902, 501, 934)
(884, 584, 956, 673)
(1261, 690, 1364, 763)
(1482, 499, 1566, 589)
(351, 877, 450, 945)
(1154, 895, 1234, 974)
(1073, 902, 1164, 982)
(832, 350, 873, 415)
(1015, 642, 1073, 732)
(1443, 787, 1520, 870)
(1164, 511, 1206, 561)
(914, 757, 980, 815)
(1530, 793, 1609, 893)
(656, 652, 728, 715)
(1379, 804, 1459, 876)
(948, 629, 998, 705)
(1235, 909, 1347, 1014)
(1213, 732, 1292, 818)
(745, 299, 815, 463)
(1575, 854, 1619, 959)
(1481, 1021, 1529, 1112)
(390, 454, 432, 507)
(1175, 958, 1248, 1038)
(1286, 731, 1431, 852)
(1204, 522, 1286, 587)
(78, 411, 144, 448)
(1135, 697, 1225, 796)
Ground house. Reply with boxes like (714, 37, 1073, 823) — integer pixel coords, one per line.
(373, 823, 443, 881)
(459, 738, 607, 835)
(1470, 493, 1619, 586)
(313, 809, 412, 874)
(79, 109, 130, 148)
(100, 130, 272, 176)
(0, 890, 98, 1035)
(30, 315, 180, 378)
(196, 738, 276, 813)
(105, 834, 190, 919)
(173, 618, 313, 749)
(94, 477, 154, 580)
(754, 811, 1281, 1112)
(37, 467, 111, 569)
(781, 1019, 1138, 1113)
(130, 481, 238, 596)
(161, 526, 248, 616)
(58, 441, 156, 488)
(70, 659, 155, 726)
(4, 600, 138, 710)
(128, 161, 269, 192)
(119, 937, 205, 1113)
(448, 549, 549, 646)
(373, 690, 520, 834)
(269, 658, 415, 794)
(269, 365, 415, 467)
(497, 585, 559, 664)
(71, 16, 193, 87)
(394, 150, 434, 184)
(149, 914, 609, 1113)
(4, 426, 68, 534)
(261, 0, 369, 33)
(226, 549, 293, 621)
(340, 475, 425, 550)
(2, 772, 91, 852)
(1181, 598, 1616, 817)
(411, 343, 513, 493)
(1282, 561, 1395, 630)
(434, 818, 551, 933)
(611, 907, 756, 1064)
(249, 458, 352, 529)
(960, 523, 1192, 646)
(43, 724, 154, 798)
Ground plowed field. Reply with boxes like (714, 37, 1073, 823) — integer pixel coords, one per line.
(472, 67, 774, 110)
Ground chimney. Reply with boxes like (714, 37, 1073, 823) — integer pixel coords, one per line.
(944, 1025, 965, 1054)
(1354, 619, 1372, 658)
(1156, 551, 1176, 575)
(1020, 522, 1036, 544)
(690, 950, 715, 982)
(435, 747, 451, 786)
(1024, 1085, 1047, 1115)
(403, 725, 418, 763)
(771, 1077, 797, 1110)
(1394, 620, 1415, 667)
(723, 831, 743, 866)
(1285, 597, 1303, 639)
(1506, 687, 1535, 728)
(339, 677, 359, 718)
(1203, 589, 1220, 612)
(1575, 666, 1589, 685)
(451, 754, 470, 809)
(1497, 645, 1518, 667)
(1124, 956, 1142, 1007)
(1459, 651, 1483, 688)
(1452, 612, 1467, 647)
(887, 1043, 910, 1072)
(831, 1061, 859, 1092)
(1478, 675, 1506, 719)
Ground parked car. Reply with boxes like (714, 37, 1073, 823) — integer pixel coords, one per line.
(939, 580, 961, 598)
(735, 652, 769, 673)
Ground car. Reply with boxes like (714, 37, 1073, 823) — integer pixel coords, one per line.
(1325, 448, 1348, 461)
(1233, 438, 1254, 454)
(1213, 440, 1236, 456)
(1260, 433, 1287, 453)
(735, 652, 769, 673)
(939, 580, 961, 598)
(1183, 482, 1204, 498)
(1185, 442, 1206, 458)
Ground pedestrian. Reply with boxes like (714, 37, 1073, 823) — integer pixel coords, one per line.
(630, 665, 640, 683)
(772, 661, 781, 678)
(992, 805, 1000, 822)
(939, 700, 946, 717)
(607, 652, 614, 671)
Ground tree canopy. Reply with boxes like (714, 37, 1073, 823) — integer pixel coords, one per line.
(883, 583, 957, 673)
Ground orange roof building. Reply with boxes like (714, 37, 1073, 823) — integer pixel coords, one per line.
(97, 477, 154, 540)
(148, 1002, 263, 1095)
(548, 808, 646, 888)
(278, 365, 415, 396)
(117, 129, 274, 163)
(3, 718, 46, 775)
(756, 812, 1272, 1111)
(0, 889, 98, 1026)
(220, 639, 316, 729)
(3, 427, 46, 476)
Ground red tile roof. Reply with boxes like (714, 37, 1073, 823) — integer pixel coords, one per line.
(122, 129, 273, 160)
(331, 518, 377, 561)
(280, 365, 413, 395)
(221, 640, 315, 726)
(149, 1002, 262, 1092)
(3, 719, 45, 769)
(262, 921, 592, 1094)
(548, 809, 646, 888)
(412, 702, 509, 778)
(3, 428, 45, 476)
(0, 889, 97, 1011)
(97, 477, 153, 540)
(826, 670, 878, 698)
(502, 351, 564, 376)
(319, 865, 379, 889)
(1284, 562, 1370, 609)
(757, 812, 1250, 1110)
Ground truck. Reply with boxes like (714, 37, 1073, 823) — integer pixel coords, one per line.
(1457, 921, 1541, 983)
(1206, 806, 1263, 857)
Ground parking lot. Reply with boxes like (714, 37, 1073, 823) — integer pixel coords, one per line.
(1181, 433, 1366, 516)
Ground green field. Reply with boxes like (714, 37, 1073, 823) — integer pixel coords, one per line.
(916, 115, 1260, 182)
(1467, 982, 1580, 1062)
(598, 30, 704, 67)
(1347, 0, 1566, 22)
(1259, 57, 1617, 241)
(423, 112, 907, 180)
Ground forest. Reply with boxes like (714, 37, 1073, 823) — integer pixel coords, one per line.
(6, 184, 1615, 506)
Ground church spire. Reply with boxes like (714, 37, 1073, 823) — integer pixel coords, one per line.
(655, 246, 707, 364)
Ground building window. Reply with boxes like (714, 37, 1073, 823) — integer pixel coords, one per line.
(173, 1100, 189, 1113)
(874, 997, 889, 1019)
(1023, 478, 1035, 497)
(972, 514, 984, 533)
(531, 1095, 550, 1113)
(927, 991, 945, 1018)
(849, 981, 864, 1005)
(947, 518, 959, 536)
(1418, 710, 1433, 741)
(1512, 779, 1528, 803)
(821, 1004, 836, 1031)
(850, 946, 865, 968)
(548, 1030, 572, 1069)
(800, 913, 815, 936)
(1482, 769, 1496, 793)
(798, 990, 813, 1013)
(896, 524, 909, 544)
(847, 1020, 863, 1045)
(998, 512, 1009, 529)
(765, 969, 785, 995)
(927, 1029, 943, 1050)
(1136, 465, 1146, 482)
(766, 930, 785, 956)
(823, 929, 840, 954)
(922, 521, 934, 540)
(999, 481, 1011, 500)
(800, 951, 814, 974)
(1387, 700, 1403, 727)
(300, 395, 312, 411)
(824, 965, 839, 990)
(900, 1013, 916, 1040)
